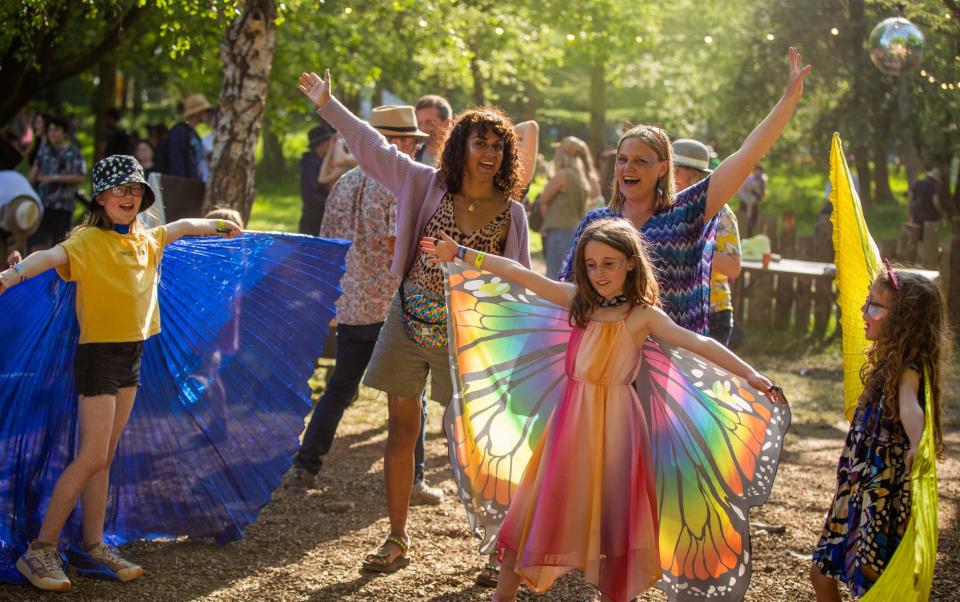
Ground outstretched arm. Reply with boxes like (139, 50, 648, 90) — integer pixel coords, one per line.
(165, 218, 243, 244)
(298, 69, 431, 201)
(705, 47, 812, 219)
(640, 305, 786, 405)
(0, 246, 68, 295)
(420, 230, 575, 307)
(515, 120, 540, 188)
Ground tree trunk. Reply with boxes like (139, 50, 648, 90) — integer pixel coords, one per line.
(871, 142, 894, 204)
(204, 0, 278, 222)
(589, 53, 606, 156)
(259, 115, 287, 181)
(468, 40, 486, 106)
(93, 56, 117, 161)
(847, 0, 872, 205)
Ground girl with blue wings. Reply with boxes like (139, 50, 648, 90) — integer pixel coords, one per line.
(0, 155, 240, 593)
(421, 218, 786, 602)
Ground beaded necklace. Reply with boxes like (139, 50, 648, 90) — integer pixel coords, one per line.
(597, 294, 628, 308)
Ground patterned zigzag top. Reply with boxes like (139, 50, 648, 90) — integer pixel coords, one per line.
(557, 176, 718, 335)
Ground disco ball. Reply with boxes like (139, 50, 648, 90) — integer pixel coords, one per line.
(869, 17, 924, 75)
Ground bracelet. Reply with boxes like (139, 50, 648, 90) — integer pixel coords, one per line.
(12, 262, 26, 283)
(473, 251, 486, 269)
(216, 219, 229, 234)
(455, 245, 467, 261)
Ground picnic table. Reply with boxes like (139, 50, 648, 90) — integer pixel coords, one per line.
(732, 257, 939, 337)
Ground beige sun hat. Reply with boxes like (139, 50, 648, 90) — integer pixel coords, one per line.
(672, 138, 713, 173)
(14, 199, 41, 231)
(369, 105, 429, 138)
(180, 93, 213, 120)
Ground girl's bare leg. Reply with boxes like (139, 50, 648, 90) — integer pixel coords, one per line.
(810, 564, 842, 602)
(493, 548, 521, 601)
(81, 386, 137, 545)
(36, 394, 118, 544)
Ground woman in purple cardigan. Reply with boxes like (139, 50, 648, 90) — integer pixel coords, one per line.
(299, 70, 532, 575)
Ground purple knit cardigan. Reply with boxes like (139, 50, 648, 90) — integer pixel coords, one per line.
(318, 98, 531, 277)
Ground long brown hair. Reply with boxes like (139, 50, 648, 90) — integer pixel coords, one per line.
(861, 270, 949, 460)
(608, 124, 676, 214)
(436, 106, 524, 200)
(569, 218, 660, 328)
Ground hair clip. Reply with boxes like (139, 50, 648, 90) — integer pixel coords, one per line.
(881, 257, 901, 292)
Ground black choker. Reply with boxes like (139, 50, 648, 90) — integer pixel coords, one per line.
(597, 294, 628, 308)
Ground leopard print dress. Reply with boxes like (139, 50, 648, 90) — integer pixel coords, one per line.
(405, 192, 511, 299)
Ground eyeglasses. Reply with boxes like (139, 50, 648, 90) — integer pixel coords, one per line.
(110, 183, 145, 197)
(864, 299, 889, 318)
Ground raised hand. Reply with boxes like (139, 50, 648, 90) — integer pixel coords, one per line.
(297, 69, 332, 108)
(785, 47, 813, 99)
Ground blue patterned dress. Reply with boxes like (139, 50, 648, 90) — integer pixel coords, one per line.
(557, 177, 717, 334)
(811, 375, 920, 597)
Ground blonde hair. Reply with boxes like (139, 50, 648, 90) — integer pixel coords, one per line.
(608, 125, 676, 214)
(552, 148, 589, 195)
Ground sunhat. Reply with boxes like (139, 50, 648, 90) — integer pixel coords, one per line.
(672, 138, 713, 173)
(180, 93, 213, 120)
(91, 155, 156, 211)
(369, 105, 429, 138)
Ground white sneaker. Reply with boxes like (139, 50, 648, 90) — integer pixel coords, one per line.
(409, 480, 444, 506)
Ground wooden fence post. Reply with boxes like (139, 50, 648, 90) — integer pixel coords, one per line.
(949, 217, 960, 332)
(921, 221, 941, 268)
(780, 212, 797, 258)
(794, 276, 813, 335)
(897, 223, 921, 263)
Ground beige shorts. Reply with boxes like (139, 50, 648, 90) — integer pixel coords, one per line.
(363, 292, 453, 404)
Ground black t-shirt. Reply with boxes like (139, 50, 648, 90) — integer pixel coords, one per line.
(909, 178, 941, 223)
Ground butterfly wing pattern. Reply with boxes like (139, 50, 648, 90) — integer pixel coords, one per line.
(638, 338, 790, 600)
(443, 262, 571, 553)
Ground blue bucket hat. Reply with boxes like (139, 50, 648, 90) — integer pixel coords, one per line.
(91, 155, 157, 211)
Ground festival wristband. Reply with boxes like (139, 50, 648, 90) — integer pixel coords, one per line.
(216, 219, 229, 234)
(455, 245, 467, 261)
(12, 262, 26, 283)
(473, 252, 486, 269)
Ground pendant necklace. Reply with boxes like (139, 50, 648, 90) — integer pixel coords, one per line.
(597, 294, 628, 308)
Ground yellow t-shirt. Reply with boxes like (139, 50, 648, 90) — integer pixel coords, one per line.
(709, 206, 741, 313)
(56, 225, 168, 344)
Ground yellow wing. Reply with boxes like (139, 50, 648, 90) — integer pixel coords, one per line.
(828, 133, 881, 421)
(861, 368, 938, 601)
(830, 133, 938, 600)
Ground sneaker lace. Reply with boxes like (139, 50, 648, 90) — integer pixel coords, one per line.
(93, 543, 125, 565)
(37, 548, 63, 573)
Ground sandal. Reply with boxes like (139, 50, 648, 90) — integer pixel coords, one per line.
(362, 534, 411, 573)
(476, 553, 501, 587)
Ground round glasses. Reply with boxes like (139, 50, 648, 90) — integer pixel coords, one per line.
(864, 299, 889, 318)
(110, 183, 145, 197)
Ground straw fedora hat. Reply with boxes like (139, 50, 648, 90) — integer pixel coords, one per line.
(180, 93, 213, 120)
(369, 105, 428, 138)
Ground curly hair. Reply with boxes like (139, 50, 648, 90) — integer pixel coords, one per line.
(436, 107, 525, 201)
(861, 269, 949, 460)
(569, 218, 660, 329)
(608, 124, 677, 214)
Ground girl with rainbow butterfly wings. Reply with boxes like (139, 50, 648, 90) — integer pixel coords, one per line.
(422, 219, 789, 602)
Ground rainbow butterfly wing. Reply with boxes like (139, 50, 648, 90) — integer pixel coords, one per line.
(443, 263, 571, 552)
(638, 338, 791, 600)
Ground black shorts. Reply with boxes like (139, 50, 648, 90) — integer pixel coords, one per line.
(74, 342, 144, 397)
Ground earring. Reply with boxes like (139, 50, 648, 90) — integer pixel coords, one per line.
(656, 178, 663, 198)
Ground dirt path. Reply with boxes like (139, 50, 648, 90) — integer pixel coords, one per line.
(2, 352, 958, 601)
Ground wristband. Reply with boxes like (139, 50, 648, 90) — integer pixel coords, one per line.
(12, 262, 26, 283)
(473, 251, 486, 269)
(216, 219, 229, 234)
(455, 245, 467, 261)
